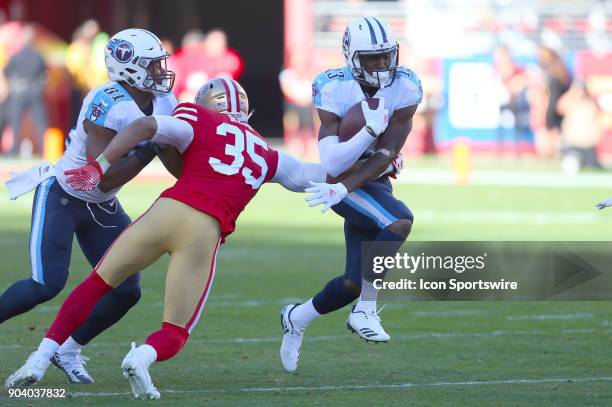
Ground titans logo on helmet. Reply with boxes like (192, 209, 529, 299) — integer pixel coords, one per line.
(107, 39, 134, 63)
(342, 28, 351, 54)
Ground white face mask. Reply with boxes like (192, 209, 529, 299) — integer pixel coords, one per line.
(363, 69, 391, 88)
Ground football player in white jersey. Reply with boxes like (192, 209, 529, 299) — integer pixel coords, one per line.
(0, 28, 179, 384)
(280, 17, 422, 372)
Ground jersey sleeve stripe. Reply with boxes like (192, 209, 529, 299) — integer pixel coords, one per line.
(174, 112, 198, 121)
(175, 106, 197, 114)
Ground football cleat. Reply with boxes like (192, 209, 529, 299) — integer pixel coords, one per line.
(51, 350, 95, 384)
(347, 304, 390, 343)
(5, 351, 51, 388)
(280, 304, 305, 373)
(121, 342, 160, 400)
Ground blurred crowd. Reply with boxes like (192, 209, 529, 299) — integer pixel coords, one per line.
(0, 18, 243, 157)
(280, 39, 608, 170)
(493, 44, 604, 170)
(0, 15, 48, 157)
(0, 10, 608, 175)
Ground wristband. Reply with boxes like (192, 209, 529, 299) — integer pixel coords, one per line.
(375, 148, 391, 158)
(96, 154, 111, 173)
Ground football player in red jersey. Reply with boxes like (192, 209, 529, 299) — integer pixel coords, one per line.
(5, 77, 326, 400)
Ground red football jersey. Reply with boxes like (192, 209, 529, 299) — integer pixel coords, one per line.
(160, 103, 279, 239)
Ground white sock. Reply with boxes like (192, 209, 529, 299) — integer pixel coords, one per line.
(136, 344, 157, 368)
(355, 279, 378, 313)
(290, 299, 320, 328)
(354, 300, 377, 313)
(58, 336, 82, 354)
(37, 338, 60, 359)
(359, 279, 379, 303)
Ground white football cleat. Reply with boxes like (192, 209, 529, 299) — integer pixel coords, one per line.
(121, 342, 160, 400)
(5, 351, 51, 388)
(347, 304, 390, 343)
(280, 304, 305, 373)
(51, 350, 95, 384)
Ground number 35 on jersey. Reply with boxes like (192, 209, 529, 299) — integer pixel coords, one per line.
(209, 122, 269, 189)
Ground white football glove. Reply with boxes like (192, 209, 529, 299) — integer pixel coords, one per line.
(361, 98, 389, 137)
(305, 181, 348, 213)
(596, 198, 612, 210)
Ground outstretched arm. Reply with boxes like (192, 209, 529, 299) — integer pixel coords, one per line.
(99, 116, 160, 164)
(597, 198, 612, 210)
(84, 119, 159, 192)
(66, 116, 193, 191)
(271, 152, 326, 192)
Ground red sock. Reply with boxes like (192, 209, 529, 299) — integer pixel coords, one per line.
(145, 322, 189, 362)
(45, 271, 112, 344)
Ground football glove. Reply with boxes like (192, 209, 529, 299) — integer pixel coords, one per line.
(64, 159, 106, 192)
(305, 181, 348, 213)
(596, 198, 612, 210)
(361, 98, 389, 137)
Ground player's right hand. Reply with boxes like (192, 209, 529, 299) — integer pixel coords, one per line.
(596, 198, 612, 210)
(64, 161, 104, 191)
(361, 98, 389, 137)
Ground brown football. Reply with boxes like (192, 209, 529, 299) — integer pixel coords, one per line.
(338, 98, 380, 142)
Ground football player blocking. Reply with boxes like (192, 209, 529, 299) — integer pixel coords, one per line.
(5, 77, 327, 399)
(0, 28, 179, 384)
(280, 16, 422, 372)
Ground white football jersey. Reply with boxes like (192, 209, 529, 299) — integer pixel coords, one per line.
(312, 65, 422, 117)
(55, 81, 177, 203)
(312, 65, 422, 156)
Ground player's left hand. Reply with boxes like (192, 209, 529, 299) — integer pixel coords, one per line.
(64, 161, 104, 191)
(596, 198, 612, 210)
(305, 181, 348, 213)
(388, 153, 404, 179)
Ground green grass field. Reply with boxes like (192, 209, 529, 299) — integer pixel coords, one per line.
(0, 162, 611, 406)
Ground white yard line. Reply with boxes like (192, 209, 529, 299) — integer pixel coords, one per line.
(416, 209, 602, 225)
(412, 310, 488, 317)
(2, 328, 610, 351)
(397, 168, 612, 189)
(242, 208, 608, 226)
(507, 313, 594, 321)
(69, 376, 612, 397)
(33, 298, 307, 313)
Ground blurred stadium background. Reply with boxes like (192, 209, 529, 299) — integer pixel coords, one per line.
(0, 0, 611, 405)
(0, 0, 611, 167)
